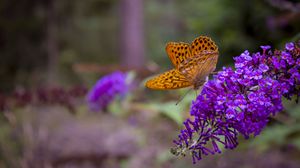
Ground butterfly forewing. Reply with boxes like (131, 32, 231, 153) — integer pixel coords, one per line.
(145, 69, 192, 90)
(166, 42, 192, 69)
(190, 36, 218, 56)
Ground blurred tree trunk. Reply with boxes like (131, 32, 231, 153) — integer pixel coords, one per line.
(45, 0, 59, 84)
(120, 0, 145, 69)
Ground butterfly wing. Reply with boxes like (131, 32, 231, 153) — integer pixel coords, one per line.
(146, 35, 219, 90)
(190, 36, 218, 56)
(194, 51, 219, 77)
(178, 51, 219, 84)
(145, 69, 192, 90)
(165, 42, 192, 69)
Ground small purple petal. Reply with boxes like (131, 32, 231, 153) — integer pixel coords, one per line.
(260, 45, 271, 50)
(285, 42, 294, 51)
(259, 64, 269, 72)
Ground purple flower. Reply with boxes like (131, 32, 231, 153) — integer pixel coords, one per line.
(286, 42, 294, 51)
(261, 45, 271, 50)
(87, 71, 128, 111)
(259, 64, 269, 72)
(260, 45, 271, 54)
(172, 41, 300, 163)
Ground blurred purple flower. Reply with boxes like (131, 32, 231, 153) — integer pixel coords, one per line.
(68, 85, 88, 97)
(12, 89, 33, 107)
(87, 71, 128, 111)
(172, 42, 300, 163)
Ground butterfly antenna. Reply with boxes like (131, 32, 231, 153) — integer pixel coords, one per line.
(176, 88, 193, 105)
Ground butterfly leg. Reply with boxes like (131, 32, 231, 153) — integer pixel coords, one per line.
(175, 88, 193, 105)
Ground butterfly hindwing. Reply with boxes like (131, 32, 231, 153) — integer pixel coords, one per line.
(165, 42, 192, 69)
(194, 51, 219, 78)
(145, 69, 192, 90)
(178, 51, 219, 82)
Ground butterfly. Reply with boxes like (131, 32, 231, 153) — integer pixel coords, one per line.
(145, 35, 219, 90)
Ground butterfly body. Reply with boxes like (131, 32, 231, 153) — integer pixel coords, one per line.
(146, 36, 219, 90)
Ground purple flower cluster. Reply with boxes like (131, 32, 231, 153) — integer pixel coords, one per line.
(87, 71, 128, 111)
(172, 41, 300, 163)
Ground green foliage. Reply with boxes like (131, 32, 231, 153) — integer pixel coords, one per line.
(146, 0, 299, 69)
(142, 90, 194, 125)
(251, 123, 300, 151)
(0, 113, 22, 167)
(145, 101, 185, 125)
(251, 99, 300, 151)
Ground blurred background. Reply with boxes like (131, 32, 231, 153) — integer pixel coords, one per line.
(0, 0, 300, 167)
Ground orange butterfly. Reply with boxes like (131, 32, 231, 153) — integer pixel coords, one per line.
(145, 36, 219, 90)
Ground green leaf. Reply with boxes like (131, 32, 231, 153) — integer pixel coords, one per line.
(289, 104, 300, 119)
(145, 101, 186, 125)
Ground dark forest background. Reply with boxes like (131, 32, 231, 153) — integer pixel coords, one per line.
(0, 0, 299, 91)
